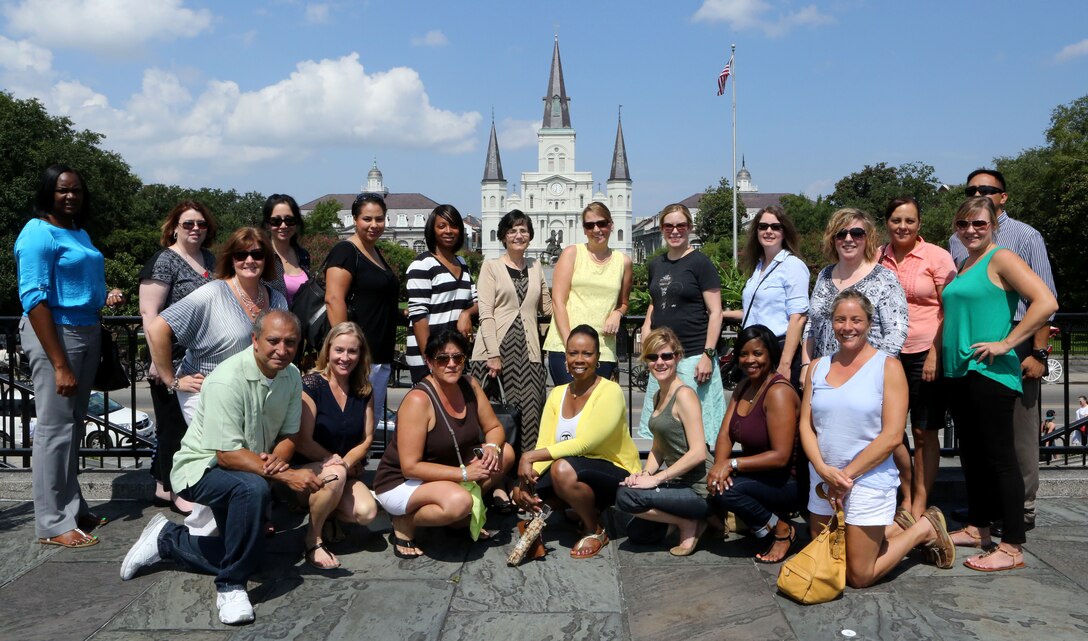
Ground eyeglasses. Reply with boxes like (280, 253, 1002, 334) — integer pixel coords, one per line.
(268, 216, 297, 228)
(954, 219, 991, 230)
(834, 227, 867, 241)
(180, 220, 209, 230)
(232, 249, 266, 261)
(433, 353, 467, 367)
(645, 352, 676, 363)
(662, 222, 690, 233)
(964, 185, 1004, 197)
(583, 220, 610, 230)
(757, 222, 783, 232)
(354, 192, 385, 204)
(506, 228, 530, 237)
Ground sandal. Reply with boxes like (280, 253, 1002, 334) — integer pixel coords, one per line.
(755, 522, 796, 564)
(77, 513, 109, 533)
(670, 521, 708, 557)
(922, 507, 956, 570)
(39, 528, 99, 549)
(963, 545, 1025, 572)
(949, 527, 992, 549)
(893, 509, 916, 532)
(491, 493, 515, 515)
(389, 533, 423, 560)
(304, 542, 341, 571)
(570, 528, 609, 559)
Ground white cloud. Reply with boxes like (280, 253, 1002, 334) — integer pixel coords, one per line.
(411, 30, 449, 47)
(304, 3, 330, 24)
(0, 36, 52, 73)
(693, 0, 833, 37)
(498, 118, 541, 150)
(3, 0, 213, 56)
(1055, 38, 1088, 62)
(803, 177, 835, 198)
(31, 53, 480, 178)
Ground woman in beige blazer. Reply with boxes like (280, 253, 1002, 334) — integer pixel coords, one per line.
(471, 210, 552, 469)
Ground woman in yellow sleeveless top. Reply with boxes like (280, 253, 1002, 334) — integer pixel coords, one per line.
(543, 202, 633, 385)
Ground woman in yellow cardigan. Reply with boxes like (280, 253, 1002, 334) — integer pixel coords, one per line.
(513, 324, 641, 559)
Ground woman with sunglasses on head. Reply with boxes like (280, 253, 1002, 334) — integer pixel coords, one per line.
(147, 228, 288, 423)
(405, 205, 479, 384)
(325, 192, 399, 425)
(941, 197, 1057, 572)
(263, 194, 310, 306)
(373, 330, 513, 559)
(138, 200, 218, 514)
(616, 328, 710, 556)
(638, 203, 724, 444)
(543, 202, 633, 385)
(513, 325, 641, 559)
(723, 206, 810, 388)
(877, 197, 957, 525)
(16, 164, 124, 548)
(707, 324, 803, 563)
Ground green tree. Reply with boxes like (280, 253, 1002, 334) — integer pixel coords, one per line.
(778, 193, 835, 268)
(377, 240, 416, 302)
(304, 199, 342, 238)
(828, 161, 942, 222)
(132, 184, 266, 239)
(694, 177, 742, 247)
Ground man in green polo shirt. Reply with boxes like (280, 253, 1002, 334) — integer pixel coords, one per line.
(121, 310, 322, 625)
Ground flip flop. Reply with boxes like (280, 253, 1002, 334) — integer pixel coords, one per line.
(570, 528, 608, 559)
(491, 495, 515, 515)
(963, 546, 1025, 572)
(304, 542, 341, 571)
(389, 533, 423, 559)
(754, 522, 796, 564)
(39, 528, 99, 549)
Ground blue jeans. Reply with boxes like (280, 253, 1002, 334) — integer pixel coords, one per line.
(158, 467, 271, 589)
(615, 484, 709, 520)
(547, 351, 616, 386)
(708, 470, 801, 531)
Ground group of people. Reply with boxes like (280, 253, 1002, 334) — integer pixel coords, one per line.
(13, 162, 1057, 623)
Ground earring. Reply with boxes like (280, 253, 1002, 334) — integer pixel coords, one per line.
(172, 232, 177, 240)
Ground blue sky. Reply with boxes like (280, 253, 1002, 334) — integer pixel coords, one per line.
(2, 0, 1086, 220)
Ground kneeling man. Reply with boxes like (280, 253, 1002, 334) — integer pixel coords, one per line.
(121, 310, 321, 625)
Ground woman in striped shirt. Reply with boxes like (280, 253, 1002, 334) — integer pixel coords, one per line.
(405, 205, 478, 384)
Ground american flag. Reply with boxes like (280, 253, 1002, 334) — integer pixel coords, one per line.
(717, 55, 733, 96)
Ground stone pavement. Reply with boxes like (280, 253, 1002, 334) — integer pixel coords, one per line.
(2, 491, 1088, 641)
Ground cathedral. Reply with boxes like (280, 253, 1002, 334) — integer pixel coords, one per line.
(479, 37, 633, 260)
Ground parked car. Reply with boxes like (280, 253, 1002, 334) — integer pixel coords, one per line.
(87, 392, 155, 441)
(0, 383, 154, 448)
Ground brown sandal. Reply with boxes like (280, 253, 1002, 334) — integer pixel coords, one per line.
(949, 527, 992, 549)
(964, 546, 1024, 572)
(39, 528, 99, 548)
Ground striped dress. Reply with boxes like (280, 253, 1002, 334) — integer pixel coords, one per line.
(405, 252, 477, 381)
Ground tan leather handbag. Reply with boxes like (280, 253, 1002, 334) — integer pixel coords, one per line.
(776, 504, 846, 604)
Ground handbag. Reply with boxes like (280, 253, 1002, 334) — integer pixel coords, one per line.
(508, 505, 551, 566)
(93, 327, 130, 392)
(479, 373, 522, 454)
(776, 499, 846, 604)
(724, 259, 782, 385)
(291, 243, 360, 354)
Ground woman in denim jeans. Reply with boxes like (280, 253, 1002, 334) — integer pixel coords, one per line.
(707, 324, 802, 563)
(615, 328, 710, 556)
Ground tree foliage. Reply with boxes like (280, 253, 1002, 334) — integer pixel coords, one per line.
(694, 177, 742, 248)
(305, 199, 342, 238)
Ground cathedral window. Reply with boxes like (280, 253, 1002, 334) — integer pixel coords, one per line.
(501, 196, 505, 207)
(580, 195, 584, 208)
(618, 230, 624, 242)
(547, 155, 554, 171)
(558, 154, 566, 172)
(490, 230, 496, 242)
(398, 215, 408, 227)
(489, 196, 496, 207)
(529, 195, 534, 208)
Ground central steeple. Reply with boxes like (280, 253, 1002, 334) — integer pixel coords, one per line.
(541, 35, 572, 129)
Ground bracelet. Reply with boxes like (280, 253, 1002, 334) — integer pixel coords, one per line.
(460, 465, 468, 482)
(730, 458, 739, 473)
(167, 377, 180, 395)
(483, 443, 500, 450)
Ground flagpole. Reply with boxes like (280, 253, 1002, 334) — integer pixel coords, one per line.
(731, 43, 737, 266)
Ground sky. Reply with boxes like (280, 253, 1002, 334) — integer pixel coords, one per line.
(2, 0, 1086, 220)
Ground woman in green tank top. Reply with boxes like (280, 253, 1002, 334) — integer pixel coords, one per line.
(941, 197, 1057, 572)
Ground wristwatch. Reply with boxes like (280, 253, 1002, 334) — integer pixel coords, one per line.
(704, 348, 717, 359)
(1031, 348, 1049, 363)
(730, 458, 739, 473)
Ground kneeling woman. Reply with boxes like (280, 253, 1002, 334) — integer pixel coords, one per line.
(513, 325, 641, 559)
(290, 323, 380, 570)
(707, 324, 803, 563)
(615, 328, 710, 556)
(373, 330, 513, 558)
(800, 290, 955, 588)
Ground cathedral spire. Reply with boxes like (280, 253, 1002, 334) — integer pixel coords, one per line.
(609, 107, 630, 181)
(541, 35, 572, 129)
(482, 116, 504, 182)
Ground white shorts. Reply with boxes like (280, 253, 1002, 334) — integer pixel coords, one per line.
(375, 479, 423, 516)
(808, 480, 896, 527)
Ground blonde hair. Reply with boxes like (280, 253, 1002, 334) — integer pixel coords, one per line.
(821, 208, 879, 264)
(312, 322, 373, 397)
(657, 203, 693, 227)
(640, 327, 684, 361)
(582, 201, 613, 224)
(954, 196, 1000, 234)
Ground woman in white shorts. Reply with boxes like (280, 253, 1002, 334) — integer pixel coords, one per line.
(798, 290, 955, 587)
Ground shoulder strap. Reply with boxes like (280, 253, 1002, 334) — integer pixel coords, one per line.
(416, 378, 467, 468)
(741, 259, 783, 327)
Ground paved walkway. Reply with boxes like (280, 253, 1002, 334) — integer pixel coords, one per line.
(2, 487, 1088, 641)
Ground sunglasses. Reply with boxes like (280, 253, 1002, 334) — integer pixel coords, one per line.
(645, 352, 676, 363)
(662, 222, 690, 233)
(757, 222, 783, 232)
(354, 192, 385, 204)
(583, 220, 610, 230)
(179, 220, 209, 230)
(268, 216, 297, 228)
(232, 249, 266, 261)
(955, 219, 991, 230)
(433, 353, 466, 367)
(834, 227, 867, 241)
(964, 185, 1004, 197)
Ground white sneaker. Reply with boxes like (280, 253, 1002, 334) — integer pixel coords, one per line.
(216, 588, 255, 625)
(120, 513, 168, 580)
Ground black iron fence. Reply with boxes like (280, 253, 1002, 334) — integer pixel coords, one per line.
(1, 312, 1086, 470)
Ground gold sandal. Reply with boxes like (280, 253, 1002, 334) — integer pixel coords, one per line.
(570, 528, 608, 559)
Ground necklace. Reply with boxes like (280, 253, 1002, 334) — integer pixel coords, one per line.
(232, 277, 266, 317)
(569, 378, 597, 398)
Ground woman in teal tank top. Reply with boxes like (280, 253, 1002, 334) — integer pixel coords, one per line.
(941, 197, 1057, 572)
